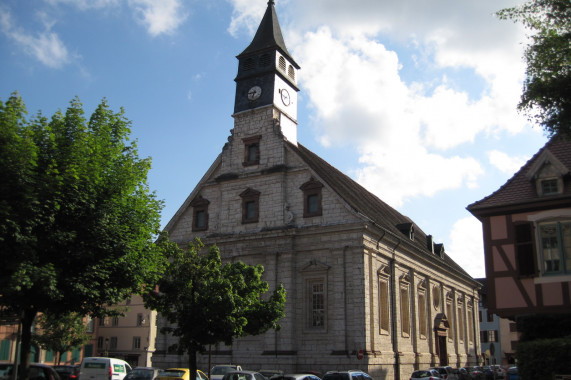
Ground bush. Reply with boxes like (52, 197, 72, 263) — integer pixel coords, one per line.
(516, 335, 571, 379)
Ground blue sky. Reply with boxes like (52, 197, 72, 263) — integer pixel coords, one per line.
(0, 0, 548, 278)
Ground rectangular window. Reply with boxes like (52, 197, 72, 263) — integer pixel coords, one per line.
(488, 330, 498, 342)
(300, 179, 324, 218)
(98, 317, 105, 326)
(137, 313, 144, 326)
(400, 286, 410, 336)
(479, 310, 482, 323)
(0, 339, 11, 361)
(97, 337, 104, 349)
(112, 317, 119, 326)
(510, 340, 518, 350)
(133, 337, 141, 350)
(110, 337, 117, 349)
(418, 291, 427, 338)
(480, 331, 489, 343)
(195, 210, 206, 228)
(509, 322, 517, 332)
(378, 278, 390, 334)
(514, 223, 536, 276)
(541, 179, 559, 195)
(240, 188, 260, 224)
(242, 135, 261, 166)
(539, 221, 571, 274)
(487, 311, 494, 322)
(311, 282, 325, 327)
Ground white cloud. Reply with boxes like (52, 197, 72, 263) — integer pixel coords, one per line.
(487, 150, 529, 174)
(447, 216, 486, 278)
(0, 7, 70, 69)
(128, 0, 188, 37)
(225, 0, 534, 210)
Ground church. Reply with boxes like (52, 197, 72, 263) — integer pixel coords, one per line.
(152, 2, 482, 379)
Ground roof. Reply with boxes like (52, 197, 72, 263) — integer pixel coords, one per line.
(237, 1, 299, 68)
(288, 141, 473, 280)
(467, 135, 571, 213)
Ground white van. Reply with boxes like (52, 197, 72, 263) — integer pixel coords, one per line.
(79, 357, 132, 380)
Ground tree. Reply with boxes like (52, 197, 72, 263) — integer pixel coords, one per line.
(0, 92, 167, 379)
(497, 0, 571, 138)
(32, 312, 91, 365)
(144, 239, 286, 380)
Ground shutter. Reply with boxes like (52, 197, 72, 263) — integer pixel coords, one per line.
(0, 340, 10, 360)
(514, 223, 536, 276)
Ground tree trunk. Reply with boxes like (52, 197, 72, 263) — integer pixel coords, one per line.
(18, 308, 37, 380)
(188, 347, 198, 380)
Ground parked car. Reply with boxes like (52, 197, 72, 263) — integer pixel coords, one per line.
(410, 369, 441, 380)
(211, 367, 242, 380)
(221, 371, 266, 380)
(258, 370, 283, 380)
(505, 367, 518, 380)
(322, 371, 372, 380)
(54, 365, 80, 380)
(270, 374, 321, 380)
(79, 357, 132, 380)
(0, 363, 61, 380)
(457, 368, 471, 380)
(429, 367, 458, 380)
(489, 366, 505, 379)
(461, 367, 485, 380)
(124, 368, 163, 380)
(156, 369, 208, 380)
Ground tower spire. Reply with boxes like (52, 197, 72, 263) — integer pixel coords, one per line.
(237, 0, 298, 68)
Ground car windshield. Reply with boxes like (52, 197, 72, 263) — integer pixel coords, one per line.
(412, 371, 432, 378)
(212, 368, 235, 375)
(131, 370, 155, 378)
(323, 374, 349, 380)
(161, 371, 186, 378)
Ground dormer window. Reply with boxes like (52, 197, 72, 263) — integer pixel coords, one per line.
(243, 135, 261, 166)
(396, 223, 414, 241)
(190, 196, 210, 231)
(541, 178, 559, 195)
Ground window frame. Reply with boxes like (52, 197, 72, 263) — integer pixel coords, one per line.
(242, 135, 261, 166)
(399, 276, 411, 337)
(538, 220, 571, 275)
(190, 196, 210, 232)
(240, 188, 260, 224)
(300, 178, 324, 218)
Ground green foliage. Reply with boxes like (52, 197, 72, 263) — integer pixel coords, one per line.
(32, 312, 91, 365)
(144, 238, 286, 380)
(0, 92, 167, 377)
(497, 0, 571, 137)
(516, 335, 571, 379)
(516, 313, 571, 342)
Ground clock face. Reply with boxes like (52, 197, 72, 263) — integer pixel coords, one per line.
(247, 86, 262, 101)
(280, 88, 290, 106)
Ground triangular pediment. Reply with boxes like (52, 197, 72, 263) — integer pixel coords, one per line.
(526, 149, 569, 180)
(300, 259, 331, 273)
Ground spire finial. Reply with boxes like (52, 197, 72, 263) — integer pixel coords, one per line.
(268, 0, 275, 5)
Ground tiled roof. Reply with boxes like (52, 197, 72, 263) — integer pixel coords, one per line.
(467, 135, 571, 212)
(288, 142, 472, 279)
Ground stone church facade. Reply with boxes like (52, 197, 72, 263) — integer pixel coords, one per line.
(152, 2, 481, 379)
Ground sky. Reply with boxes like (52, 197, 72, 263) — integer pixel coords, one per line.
(0, 0, 549, 279)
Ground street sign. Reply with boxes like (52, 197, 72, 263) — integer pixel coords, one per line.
(357, 349, 364, 360)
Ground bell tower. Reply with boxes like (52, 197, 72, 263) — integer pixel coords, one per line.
(233, 0, 300, 144)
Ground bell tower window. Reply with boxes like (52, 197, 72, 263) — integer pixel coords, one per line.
(288, 64, 295, 80)
(278, 55, 286, 71)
